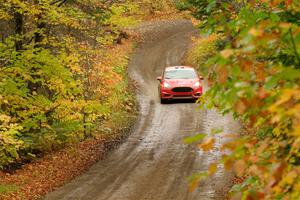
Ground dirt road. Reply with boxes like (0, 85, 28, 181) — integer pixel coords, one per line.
(45, 20, 240, 200)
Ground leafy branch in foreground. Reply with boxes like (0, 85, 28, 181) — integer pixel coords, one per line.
(182, 0, 300, 199)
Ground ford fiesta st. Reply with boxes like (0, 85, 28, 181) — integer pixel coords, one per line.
(157, 66, 203, 103)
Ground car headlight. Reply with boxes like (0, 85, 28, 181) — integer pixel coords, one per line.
(193, 82, 201, 88)
(163, 82, 171, 89)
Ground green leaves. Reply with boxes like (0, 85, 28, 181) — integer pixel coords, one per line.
(182, 0, 300, 199)
(0, 0, 141, 169)
(184, 133, 206, 144)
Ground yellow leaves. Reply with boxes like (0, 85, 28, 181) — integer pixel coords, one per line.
(272, 185, 282, 194)
(198, 137, 215, 152)
(272, 170, 299, 196)
(0, 114, 11, 124)
(270, 89, 294, 111)
(292, 125, 300, 137)
(208, 163, 218, 176)
(249, 28, 264, 37)
(0, 8, 11, 20)
(283, 171, 298, 185)
(268, 88, 300, 125)
(293, 182, 300, 191)
(185, 35, 219, 67)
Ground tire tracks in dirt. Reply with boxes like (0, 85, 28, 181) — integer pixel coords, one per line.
(45, 19, 240, 200)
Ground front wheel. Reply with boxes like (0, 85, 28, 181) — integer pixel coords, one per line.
(160, 98, 167, 104)
(193, 98, 199, 103)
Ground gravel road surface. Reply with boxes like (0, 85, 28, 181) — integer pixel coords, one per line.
(45, 19, 240, 200)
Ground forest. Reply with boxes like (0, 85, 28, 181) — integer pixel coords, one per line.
(0, 0, 175, 168)
(1, 0, 300, 199)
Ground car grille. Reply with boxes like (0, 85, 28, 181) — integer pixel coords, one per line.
(173, 95, 192, 97)
(172, 87, 193, 92)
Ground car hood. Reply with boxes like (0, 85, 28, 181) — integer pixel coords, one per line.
(165, 79, 199, 86)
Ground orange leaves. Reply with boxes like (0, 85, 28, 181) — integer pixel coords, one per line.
(198, 137, 215, 152)
(233, 160, 247, 177)
(223, 156, 234, 171)
(188, 177, 200, 193)
(254, 63, 267, 82)
(190, 18, 200, 26)
(216, 65, 228, 84)
(187, 0, 300, 198)
(258, 87, 269, 99)
(260, 0, 286, 7)
(235, 99, 248, 115)
(240, 60, 253, 72)
(285, 0, 293, 6)
(188, 163, 218, 193)
(220, 49, 234, 58)
(278, 22, 292, 29)
(272, 162, 287, 183)
(188, 173, 208, 192)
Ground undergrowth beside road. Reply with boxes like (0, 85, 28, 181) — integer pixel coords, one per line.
(184, 34, 220, 75)
(0, 36, 137, 200)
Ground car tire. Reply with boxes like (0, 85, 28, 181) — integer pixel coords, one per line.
(160, 98, 167, 104)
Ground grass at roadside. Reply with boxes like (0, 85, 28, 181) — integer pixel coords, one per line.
(0, 184, 19, 196)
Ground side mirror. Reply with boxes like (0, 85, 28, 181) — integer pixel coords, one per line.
(199, 76, 204, 80)
(157, 76, 162, 82)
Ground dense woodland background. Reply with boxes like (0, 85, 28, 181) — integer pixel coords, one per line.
(1, 0, 300, 199)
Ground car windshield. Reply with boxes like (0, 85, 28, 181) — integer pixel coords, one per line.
(164, 69, 197, 79)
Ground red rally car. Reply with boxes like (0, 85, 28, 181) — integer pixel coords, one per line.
(157, 66, 203, 103)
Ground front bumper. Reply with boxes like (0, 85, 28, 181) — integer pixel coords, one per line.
(160, 87, 202, 100)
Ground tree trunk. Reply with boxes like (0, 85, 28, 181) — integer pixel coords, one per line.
(14, 11, 23, 51)
(34, 14, 46, 47)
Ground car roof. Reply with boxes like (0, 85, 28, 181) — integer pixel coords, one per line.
(165, 66, 195, 71)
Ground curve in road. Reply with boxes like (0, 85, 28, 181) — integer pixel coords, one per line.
(45, 20, 240, 200)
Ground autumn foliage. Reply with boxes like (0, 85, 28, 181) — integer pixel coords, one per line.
(0, 0, 143, 169)
(182, 0, 300, 199)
